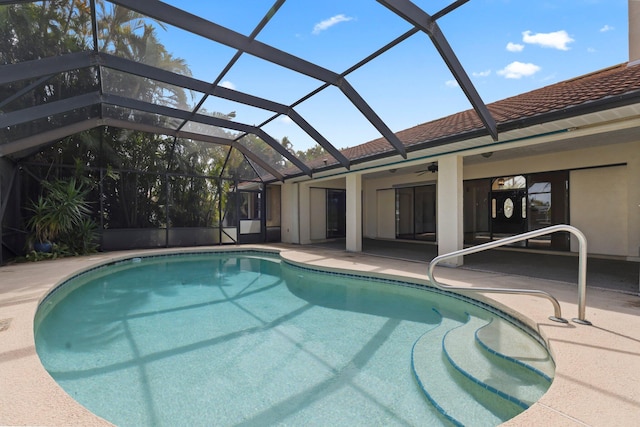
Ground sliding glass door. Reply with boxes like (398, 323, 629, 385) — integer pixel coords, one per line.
(395, 185, 436, 241)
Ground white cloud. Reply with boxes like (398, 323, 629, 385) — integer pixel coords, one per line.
(600, 24, 614, 33)
(220, 80, 236, 90)
(506, 42, 524, 52)
(312, 14, 353, 35)
(279, 116, 293, 124)
(472, 70, 491, 77)
(497, 61, 541, 79)
(522, 30, 574, 50)
(587, 47, 597, 53)
(445, 79, 459, 88)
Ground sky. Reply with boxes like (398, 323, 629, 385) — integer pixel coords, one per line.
(153, 0, 629, 156)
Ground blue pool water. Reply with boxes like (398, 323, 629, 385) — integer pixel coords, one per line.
(35, 251, 553, 426)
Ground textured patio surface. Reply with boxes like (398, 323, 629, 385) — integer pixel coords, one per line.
(316, 238, 640, 295)
(1, 244, 639, 426)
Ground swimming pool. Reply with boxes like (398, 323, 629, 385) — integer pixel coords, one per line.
(35, 251, 554, 426)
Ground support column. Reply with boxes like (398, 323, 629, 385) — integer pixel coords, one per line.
(437, 155, 464, 266)
(298, 182, 312, 244)
(346, 173, 362, 252)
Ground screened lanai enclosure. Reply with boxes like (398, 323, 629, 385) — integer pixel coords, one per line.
(1, 0, 499, 264)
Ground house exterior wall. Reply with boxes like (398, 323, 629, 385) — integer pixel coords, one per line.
(570, 166, 627, 256)
(627, 145, 640, 259)
(280, 182, 299, 244)
(363, 172, 439, 239)
(463, 140, 640, 259)
(310, 188, 326, 240)
(279, 134, 639, 259)
(355, 139, 640, 259)
(285, 178, 346, 243)
(376, 189, 395, 239)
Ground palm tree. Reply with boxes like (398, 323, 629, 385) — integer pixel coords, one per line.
(96, 1, 193, 110)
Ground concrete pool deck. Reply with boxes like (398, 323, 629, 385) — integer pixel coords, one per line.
(1, 244, 639, 426)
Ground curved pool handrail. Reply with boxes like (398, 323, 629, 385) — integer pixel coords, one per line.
(427, 224, 591, 325)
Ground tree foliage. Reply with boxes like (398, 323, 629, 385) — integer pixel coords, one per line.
(4, 1, 332, 244)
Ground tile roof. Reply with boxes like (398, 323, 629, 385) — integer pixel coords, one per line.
(334, 62, 640, 164)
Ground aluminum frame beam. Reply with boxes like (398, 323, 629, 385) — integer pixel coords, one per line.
(0, 50, 348, 169)
(0, 84, 308, 177)
(110, 0, 407, 158)
(0, 75, 53, 110)
(99, 54, 350, 168)
(249, 1, 471, 154)
(0, 86, 299, 178)
(432, 0, 471, 20)
(0, 0, 492, 168)
(176, 0, 285, 136)
(212, 87, 350, 168)
(102, 118, 285, 181)
(103, 94, 313, 176)
(0, 110, 284, 181)
(0, 118, 103, 157)
(0, 92, 101, 128)
(376, 0, 498, 141)
(0, 51, 96, 85)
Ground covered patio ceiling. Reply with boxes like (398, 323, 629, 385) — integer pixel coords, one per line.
(0, 0, 497, 183)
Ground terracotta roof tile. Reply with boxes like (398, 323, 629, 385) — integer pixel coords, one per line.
(343, 63, 640, 161)
(282, 63, 640, 178)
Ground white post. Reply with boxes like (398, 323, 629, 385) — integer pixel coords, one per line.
(346, 173, 362, 252)
(437, 155, 464, 266)
(298, 182, 311, 244)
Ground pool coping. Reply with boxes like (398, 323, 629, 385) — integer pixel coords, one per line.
(1, 244, 639, 426)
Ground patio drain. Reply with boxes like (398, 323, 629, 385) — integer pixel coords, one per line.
(0, 318, 12, 332)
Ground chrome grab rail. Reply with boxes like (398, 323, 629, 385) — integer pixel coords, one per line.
(427, 224, 591, 325)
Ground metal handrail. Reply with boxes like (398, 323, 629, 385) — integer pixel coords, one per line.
(427, 224, 591, 325)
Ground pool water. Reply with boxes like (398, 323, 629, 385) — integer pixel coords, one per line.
(35, 252, 553, 426)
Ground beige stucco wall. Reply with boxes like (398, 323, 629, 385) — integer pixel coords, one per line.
(570, 166, 628, 256)
(299, 178, 346, 242)
(280, 182, 299, 244)
(280, 137, 639, 258)
(363, 173, 438, 239)
(463, 140, 640, 258)
(463, 141, 638, 180)
(627, 144, 640, 259)
(357, 140, 640, 258)
(310, 188, 326, 240)
(376, 189, 396, 239)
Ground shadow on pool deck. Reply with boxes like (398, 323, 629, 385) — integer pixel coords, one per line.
(309, 238, 640, 295)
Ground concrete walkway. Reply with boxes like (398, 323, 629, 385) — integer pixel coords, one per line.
(1, 245, 639, 426)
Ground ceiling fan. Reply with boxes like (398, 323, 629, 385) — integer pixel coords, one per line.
(415, 162, 438, 176)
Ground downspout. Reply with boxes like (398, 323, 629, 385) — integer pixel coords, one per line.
(630, 0, 640, 66)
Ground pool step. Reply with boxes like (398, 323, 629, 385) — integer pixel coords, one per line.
(475, 317, 555, 380)
(443, 314, 552, 409)
(412, 314, 518, 426)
